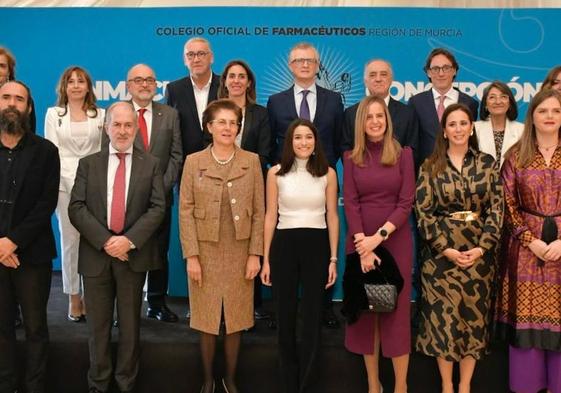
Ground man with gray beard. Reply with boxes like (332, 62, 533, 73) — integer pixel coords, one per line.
(0, 81, 60, 393)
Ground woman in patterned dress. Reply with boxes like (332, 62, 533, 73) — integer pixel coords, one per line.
(415, 103, 503, 393)
(495, 89, 561, 393)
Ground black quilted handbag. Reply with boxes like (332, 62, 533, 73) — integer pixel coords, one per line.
(363, 281, 397, 313)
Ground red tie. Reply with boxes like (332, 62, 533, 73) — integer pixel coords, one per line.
(138, 108, 149, 150)
(110, 152, 127, 234)
(437, 95, 446, 121)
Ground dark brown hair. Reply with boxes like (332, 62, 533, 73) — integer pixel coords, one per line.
(218, 59, 256, 104)
(202, 98, 243, 135)
(277, 118, 328, 177)
(423, 47, 459, 82)
(479, 81, 518, 121)
(423, 103, 478, 177)
(55, 66, 98, 117)
(540, 65, 561, 92)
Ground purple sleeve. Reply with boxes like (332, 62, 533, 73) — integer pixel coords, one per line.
(343, 152, 364, 237)
(386, 147, 415, 229)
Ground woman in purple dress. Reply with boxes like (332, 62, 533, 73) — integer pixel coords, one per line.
(342, 95, 415, 393)
(496, 89, 561, 393)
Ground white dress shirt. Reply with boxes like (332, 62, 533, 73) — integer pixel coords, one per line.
(432, 87, 459, 112)
(107, 144, 133, 228)
(192, 73, 212, 127)
(132, 101, 153, 145)
(294, 83, 317, 121)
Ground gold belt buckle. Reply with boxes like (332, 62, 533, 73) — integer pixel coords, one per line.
(449, 211, 478, 222)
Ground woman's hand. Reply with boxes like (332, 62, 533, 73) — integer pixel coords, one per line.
(260, 260, 272, 286)
(325, 261, 337, 288)
(360, 252, 380, 273)
(543, 239, 561, 261)
(354, 234, 383, 257)
(442, 248, 471, 268)
(529, 239, 549, 262)
(186, 256, 202, 287)
(245, 255, 261, 280)
(458, 247, 484, 268)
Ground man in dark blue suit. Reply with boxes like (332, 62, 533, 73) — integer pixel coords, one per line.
(342, 59, 419, 153)
(408, 47, 478, 168)
(267, 42, 344, 328)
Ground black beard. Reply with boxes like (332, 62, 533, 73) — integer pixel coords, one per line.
(0, 107, 30, 136)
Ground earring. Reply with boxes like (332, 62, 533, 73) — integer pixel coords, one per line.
(443, 134, 447, 139)
(312, 151, 316, 156)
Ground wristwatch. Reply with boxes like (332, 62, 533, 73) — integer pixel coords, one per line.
(377, 228, 389, 241)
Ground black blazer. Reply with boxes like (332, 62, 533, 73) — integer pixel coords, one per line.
(165, 73, 220, 159)
(408, 88, 479, 168)
(342, 97, 419, 154)
(267, 84, 344, 167)
(69, 146, 166, 277)
(240, 103, 272, 174)
(2, 133, 60, 264)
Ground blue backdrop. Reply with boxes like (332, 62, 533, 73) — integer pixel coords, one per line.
(0, 7, 556, 296)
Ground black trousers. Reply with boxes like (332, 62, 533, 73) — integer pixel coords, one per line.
(84, 260, 145, 393)
(270, 228, 329, 393)
(0, 262, 52, 393)
(146, 205, 171, 307)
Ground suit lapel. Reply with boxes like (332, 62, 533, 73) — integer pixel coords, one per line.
(126, 147, 144, 209)
(99, 147, 109, 214)
(240, 104, 253, 148)
(198, 147, 225, 180)
(314, 85, 325, 124)
(285, 87, 298, 119)
(423, 90, 440, 137)
(150, 102, 163, 153)
(227, 149, 250, 181)
(184, 78, 201, 131)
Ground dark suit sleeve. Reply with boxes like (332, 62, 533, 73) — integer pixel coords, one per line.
(266, 97, 279, 164)
(256, 108, 272, 169)
(7, 143, 59, 249)
(405, 108, 420, 163)
(124, 162, 166, 250)
(470, 98, 479, 121)
(333, 93, 345, 163)
(163, 109, 183, 193)
(165, 83, 175, 108)
(68, 158, 113, 250)
(342, 106, 355, 152)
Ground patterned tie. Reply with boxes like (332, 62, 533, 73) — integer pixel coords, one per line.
(110, 152, 127, 234)
(138, 108, 149, 150)
(437, 95, 446, 121)
(299, 90, 310, 120)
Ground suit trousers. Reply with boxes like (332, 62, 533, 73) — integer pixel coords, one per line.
(0, 263, 52, 393)
(270, 228, 329, 393)
(56, 190, 81, 295)
(83, 259, 145, 393)
(146, 204, 171, 307)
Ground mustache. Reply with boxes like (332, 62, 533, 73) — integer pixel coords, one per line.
(0, 107, 30, 136)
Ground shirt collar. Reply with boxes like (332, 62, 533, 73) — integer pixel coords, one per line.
(191, 73, 212, 91)
(0, 132, 28, 151)
(432, 87, 458, 102)
(294, 83, 317, 95)
(132, 100, 153, 113)
(109, 144, 134, 156)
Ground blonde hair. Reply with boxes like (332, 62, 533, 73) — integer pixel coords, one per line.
(350, 95, 401, 167)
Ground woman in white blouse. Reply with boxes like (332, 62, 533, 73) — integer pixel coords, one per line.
(475, 81, 524, 167)
(45, 66, 104, 322)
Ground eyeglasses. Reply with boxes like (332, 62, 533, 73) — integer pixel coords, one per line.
(128, 77, 156, 86)
(428, 65, 455, 74)
(185, 51, 210, 60)
(487, 94, 509, 102)
(290, 58, 319, 66)
(210, 119, 240, 128)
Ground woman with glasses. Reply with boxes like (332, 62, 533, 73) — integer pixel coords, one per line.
(475, 81, 523, 167)
(44, 66, 104, 322)
(416, 103, 503, 393)
(179, 99, 264, 393)
(218, 60, 272, 320)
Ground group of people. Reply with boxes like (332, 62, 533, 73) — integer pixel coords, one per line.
(0, 37, 560, 393)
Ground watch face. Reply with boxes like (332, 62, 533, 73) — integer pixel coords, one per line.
(380, 229, 388, 237)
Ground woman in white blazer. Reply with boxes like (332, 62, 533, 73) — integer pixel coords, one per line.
(45, 66, 104, 322)
(475, 81, 524, 168)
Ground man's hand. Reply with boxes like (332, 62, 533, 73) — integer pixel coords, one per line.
(103, 236, 131, 261)
(0, 253, 20, 269)
(0, 237, 17, 261)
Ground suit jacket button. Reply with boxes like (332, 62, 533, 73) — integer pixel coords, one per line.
(227, 182, 233, 187)
(234, 215, 240, 221)
(231, 198, 236, 204)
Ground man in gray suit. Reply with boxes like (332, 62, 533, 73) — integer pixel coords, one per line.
(69, 102, 165, 393)
(126, 64, 182, 323)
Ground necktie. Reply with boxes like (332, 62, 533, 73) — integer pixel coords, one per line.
(138, 108, 149, 150)
(110, 153, 127, 234)
(299, 90, 310, 120)
(437, 95, 446, 121)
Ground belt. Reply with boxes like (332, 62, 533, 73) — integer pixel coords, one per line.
(448, 210, 480, 222)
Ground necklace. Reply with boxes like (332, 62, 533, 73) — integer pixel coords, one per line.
(211, 147, 235, 165)
(538, 143, 558, 152)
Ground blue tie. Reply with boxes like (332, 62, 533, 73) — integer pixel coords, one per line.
(300, 90, 310, 120)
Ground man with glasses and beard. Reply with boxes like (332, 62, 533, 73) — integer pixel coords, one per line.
(0, 80, 60, 393)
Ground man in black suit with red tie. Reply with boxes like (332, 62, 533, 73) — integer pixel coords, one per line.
(267, 42, 344, 328)
(166, 37, 220, 160)
(342, 59, 419, 154)
(0, 80, 60, 393)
